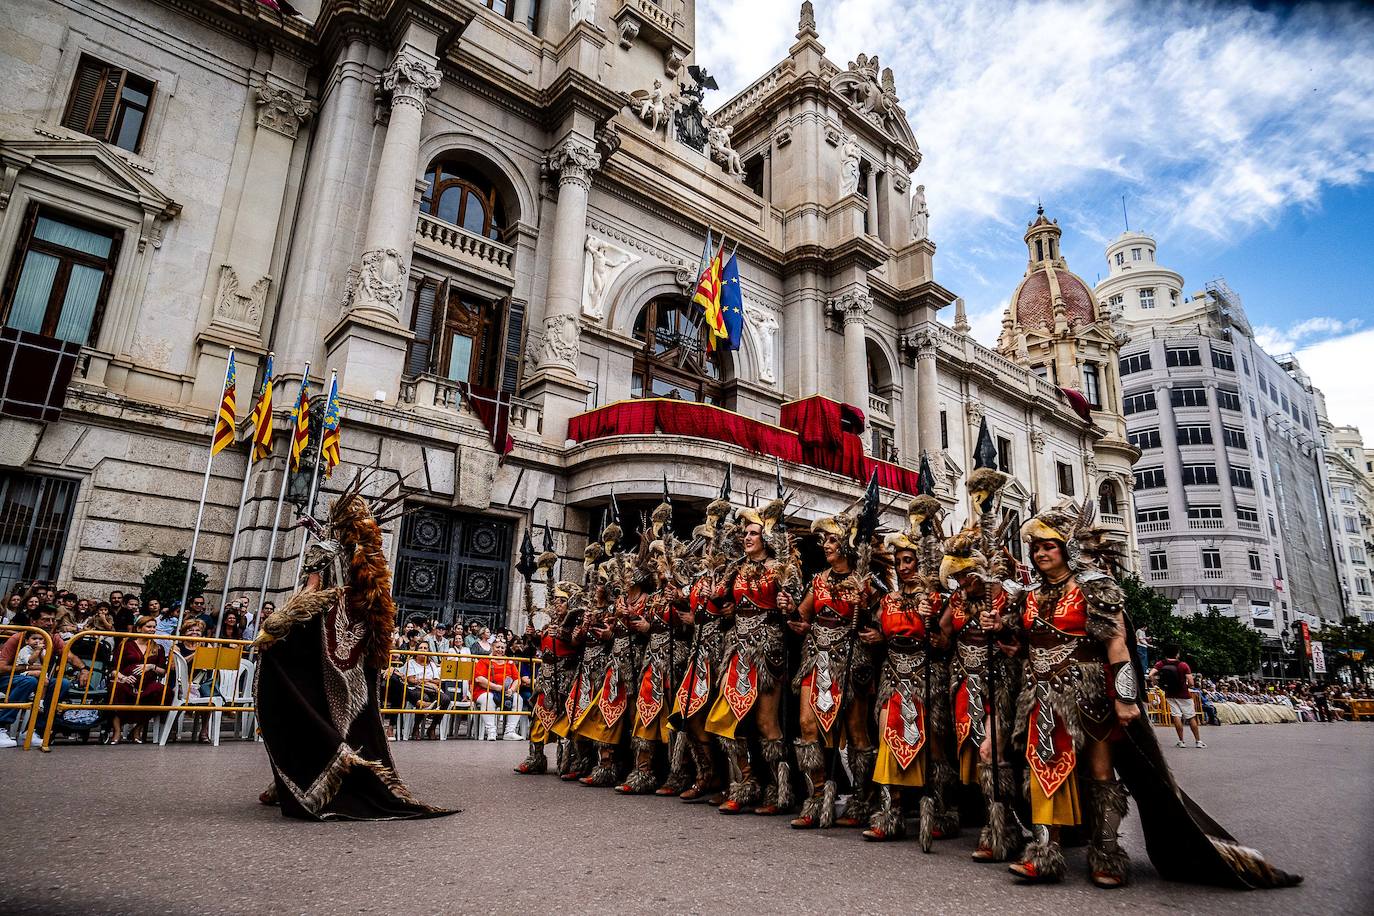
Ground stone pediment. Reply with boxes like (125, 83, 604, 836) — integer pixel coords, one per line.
(828, 53, 920, 163)
(1, 139, 181, 243)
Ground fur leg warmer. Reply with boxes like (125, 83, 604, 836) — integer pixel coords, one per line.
(761, 738, 793, 811)
(976, 762, 1021, 861)
(1086, 778, 1131, 886)
(869, 785, 905, 839)
(1018, 824, 1066, 882)
(837, 746, 878, 826)
(659, 731, 695, 794)
(794, 740, 825, 823)
(516, 740, 548, 774)
(721, 737, 760, 806)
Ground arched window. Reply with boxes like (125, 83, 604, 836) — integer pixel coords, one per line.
(630, 296, 725, 404)
(421, 160, 507, 240)
(1098, 479, 1120, 515)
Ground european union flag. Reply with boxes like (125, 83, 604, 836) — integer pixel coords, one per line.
(720, 253, 744, 351)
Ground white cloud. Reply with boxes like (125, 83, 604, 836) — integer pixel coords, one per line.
(1297, 328, 1374, 442)
(698, 0, 1374, 316)
(1254, 316, 1363, 353)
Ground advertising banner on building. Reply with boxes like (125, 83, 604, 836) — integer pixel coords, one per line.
(1311, 640, 1327, 675)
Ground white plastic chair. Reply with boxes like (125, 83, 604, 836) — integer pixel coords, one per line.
(206, 659, 255, 746)
(157, 653, 214, 745)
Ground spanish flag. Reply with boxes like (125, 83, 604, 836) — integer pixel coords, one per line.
(692, 236, 729, 351)
(319, 373, 342, 478)
(211, 350, 237, 455)
(289, 374, 311, 472)
(249, 354, 275, 461)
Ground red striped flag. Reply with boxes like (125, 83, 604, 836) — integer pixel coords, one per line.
(211, 351, 237, 455)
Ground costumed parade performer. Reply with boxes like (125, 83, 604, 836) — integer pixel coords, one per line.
(942, 422, 1024, 862)
(253, 473, 452, 821)
(704, 479, 794, 816)
(671, 468, 735, 804)
(997, 498, 1301, 889)
(620, 485, 696, 796)
(863, 457, 958, 849)
(783, 473, 883, 830)
(515, 524, 578, 776)
(552, 537, 609, 782)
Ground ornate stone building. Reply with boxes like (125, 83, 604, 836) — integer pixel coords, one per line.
(0, 0, 1130, 625)
(1323, 417, 1374, 623)
(1098, 231, 1346, 629)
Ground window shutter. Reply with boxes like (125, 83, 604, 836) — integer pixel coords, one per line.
(89, 69, 125, 142)
(405, 280, 438, 378)
(63, 61, 106, 135)
(431, 279, 450, 376)
(500, 297, 525, 394)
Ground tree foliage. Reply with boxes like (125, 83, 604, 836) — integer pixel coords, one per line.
(1313, 616, 1374, 681)
(1121, 574, 1261, 676)
(141, 550, 208, 607)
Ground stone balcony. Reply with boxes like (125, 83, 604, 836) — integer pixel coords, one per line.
(1189, 518, 1224, 530)
(867, 393, 892, 421)
(1099, 512, 1126, 530)
(413, 213, 514, 283)
(398, 373, 541, 436)
(1137, 520, 1170, 534)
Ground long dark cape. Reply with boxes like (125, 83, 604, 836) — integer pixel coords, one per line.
(255, 597, 454, 821)
(1116, 621, 1300, 889)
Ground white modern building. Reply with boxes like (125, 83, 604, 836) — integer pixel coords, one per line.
(1097, 231, 1345, 629)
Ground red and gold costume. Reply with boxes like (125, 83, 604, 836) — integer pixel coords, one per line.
(619, 586, 691, 794)
(673, 574, 728, 801)
(705, 556, 789, 812)
(872, 588, 947, 790)
(516, 598, 582, 775)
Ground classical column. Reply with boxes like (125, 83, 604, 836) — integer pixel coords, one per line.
(1204, 379, 1239, 519)
(325, 44, 440, 401)
(915, 332, 940, 461)
(349, 48, 441, 323)
(536, 137, 601, 375)
(1154, 379, 1189, 527)
(834, 289, 872, 411)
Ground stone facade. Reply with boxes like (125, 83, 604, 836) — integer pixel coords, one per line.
(1324, 421, 1374, 623)
(1098, 232, 1345, 628)
(0, 0, 1129, 625)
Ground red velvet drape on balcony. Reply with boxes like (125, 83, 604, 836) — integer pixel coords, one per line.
(568, 398, 923, 495)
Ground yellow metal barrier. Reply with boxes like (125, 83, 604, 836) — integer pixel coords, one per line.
(40, 629, 255, 751)
(0, 625, 56, 751)
(378, 649, 540, 740)
(1146, 687, 1172, 726)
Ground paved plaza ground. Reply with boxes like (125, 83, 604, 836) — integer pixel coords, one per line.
(1, 723, 1370, 915)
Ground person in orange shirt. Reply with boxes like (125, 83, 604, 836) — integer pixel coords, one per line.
(474, 637, 526, 741)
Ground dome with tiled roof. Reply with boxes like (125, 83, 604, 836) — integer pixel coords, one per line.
(1009, 206, 1096, 331)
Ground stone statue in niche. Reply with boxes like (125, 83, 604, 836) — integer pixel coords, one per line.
(570, 0, 596, 25)
(581, 236, 640, 321)
(910, 183, 929, 242)
(839, 133, 861, 196)
(706, 117, 744, 179)
(628, 79, 673, 134)
(745, 304, 780, 385)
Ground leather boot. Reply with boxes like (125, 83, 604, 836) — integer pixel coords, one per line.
(680, 740, 720, 802)
(657, 731, 695, 796)
(514, 740, 548, 774)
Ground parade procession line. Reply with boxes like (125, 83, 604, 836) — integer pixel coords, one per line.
(0, 726, 1368, 916)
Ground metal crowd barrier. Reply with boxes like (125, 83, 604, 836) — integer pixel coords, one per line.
(0, 624, 55, 750)
(378, 649, 540, 741)
(39, 629, 256, 750)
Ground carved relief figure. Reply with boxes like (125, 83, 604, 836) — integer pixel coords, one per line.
(570, 0, 596, 25)
(910, 183, 929, 242)
(839, 133, 861, 196)
(630, 80, 672, 134)
(581, 236, 639, 321)
(745, 305, 780, 385)
(706, 118, 744, 179)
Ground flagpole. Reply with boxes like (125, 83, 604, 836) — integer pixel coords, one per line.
(681, 229, 721, 369)
(176, 347, 234, 636)
(214, 438, 256, 638)
(293, 369, 334, 584)
(258, 362, 309, 618)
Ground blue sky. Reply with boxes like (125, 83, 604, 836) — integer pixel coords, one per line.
(698, 0, 1374, 436)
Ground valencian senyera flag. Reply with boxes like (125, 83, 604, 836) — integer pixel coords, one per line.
(692, 235, 729, 351)
(211, 350, 237, 455)
(720, 252, 744, 351)
(320, 374, 342, 478)
(249, 354, 275, 461)
(289, 375, 311, 472)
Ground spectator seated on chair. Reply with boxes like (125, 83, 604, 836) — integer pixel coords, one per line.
(473, 638, 524, 740)
(171, 620, 213, 743)
(0, 607, 89, 748)
(108, 616, 168, 745)
(404, 649, 452, 740)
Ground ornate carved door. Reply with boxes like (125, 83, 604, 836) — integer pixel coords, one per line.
(394, 506, 512, 629)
